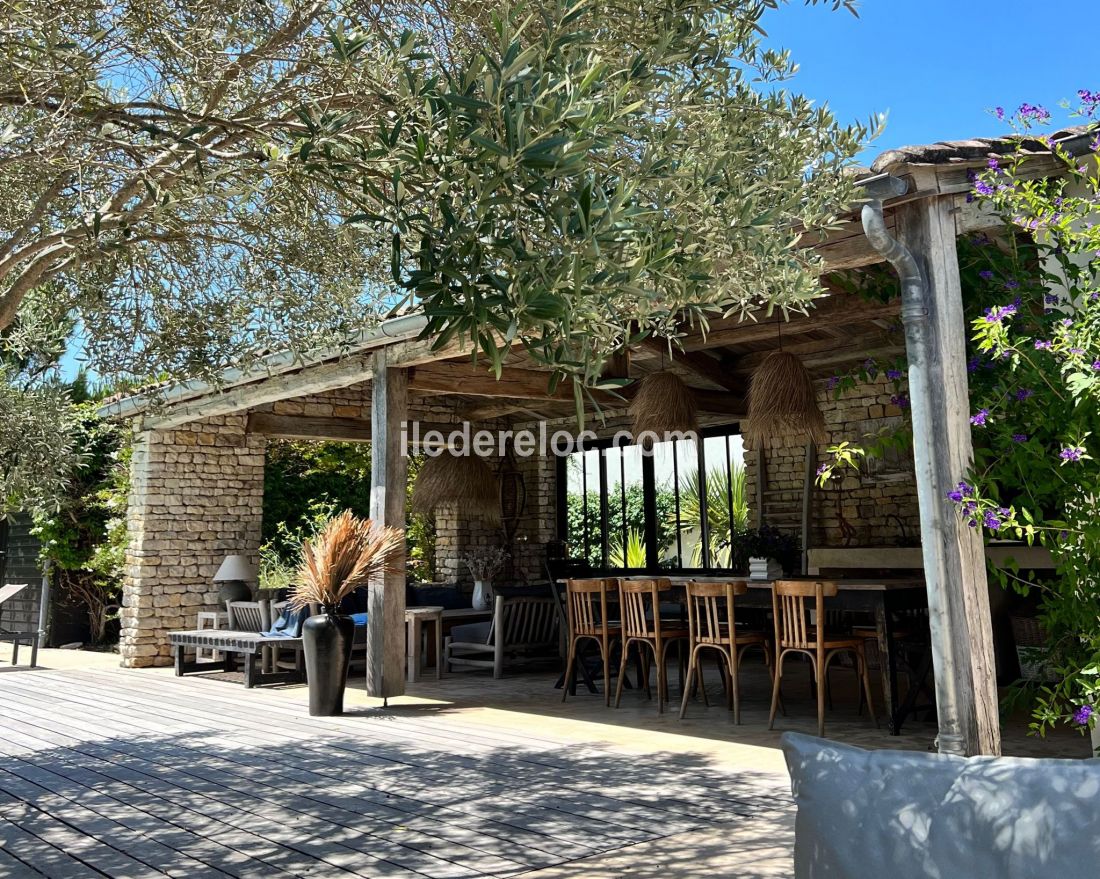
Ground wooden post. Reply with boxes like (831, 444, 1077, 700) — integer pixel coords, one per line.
(368, 349, 408, 699)
(893, 191, 1000, 756)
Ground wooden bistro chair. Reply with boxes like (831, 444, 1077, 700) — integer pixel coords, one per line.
(769, 580, 877, 738)
(614, 578, 690, 714)
(563, 578, 621, 706)
(679, 580, 771, 724)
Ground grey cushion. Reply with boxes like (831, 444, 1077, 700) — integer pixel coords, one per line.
(782, 731, 1100, 879)
(449, 621, 492, 645)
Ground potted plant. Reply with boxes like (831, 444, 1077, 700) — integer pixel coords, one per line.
(461, 546, 509, 610)
(290, 510, 404, 716)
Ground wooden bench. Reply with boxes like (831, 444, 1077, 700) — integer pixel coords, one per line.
(169, 630, 305, 688)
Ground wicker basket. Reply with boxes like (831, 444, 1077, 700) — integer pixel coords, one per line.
(1010, 615, 1057, 683)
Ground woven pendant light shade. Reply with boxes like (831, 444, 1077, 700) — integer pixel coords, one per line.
(411, 452, 500, 521)
(743, 351, 826, 448)
(629, 371, 699, 439)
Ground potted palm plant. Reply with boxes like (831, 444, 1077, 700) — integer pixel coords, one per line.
(290, 510, 404, 716)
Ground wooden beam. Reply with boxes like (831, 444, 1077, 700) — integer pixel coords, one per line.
(893, 189, 1000, 756)
(638, 339, 745, 394)
(145, 356, 374, 430)
(247, 413, 373, 442)
(731, 333, 905, 374)
(683, 297, 902, 351)
(409, 361, 584, 402)
(367, 351, 408, 700)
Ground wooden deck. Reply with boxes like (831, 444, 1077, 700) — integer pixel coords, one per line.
(0, 653, 794, 878)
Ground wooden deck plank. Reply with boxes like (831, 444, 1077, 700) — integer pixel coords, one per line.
(1, 679, 662, 852)
(0, 665, 787, 879)
(18, 671, 766, 820)
(4, 682, 629, 866)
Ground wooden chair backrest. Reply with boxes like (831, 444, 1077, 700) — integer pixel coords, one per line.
(227, 600, 267, 632)
(685, 580, 748, 645)
(493, 596, 559, 647)
(772, 580, 839, 650)
(618, 578, 672, 641)
(565, 578, 615, 637)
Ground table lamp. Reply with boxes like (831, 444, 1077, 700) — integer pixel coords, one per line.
(213, 554, 257, 604)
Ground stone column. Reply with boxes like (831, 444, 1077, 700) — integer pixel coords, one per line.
(119, 415, 266, 668)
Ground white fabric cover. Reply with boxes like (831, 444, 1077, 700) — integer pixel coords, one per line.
(782, 731, 1100, 879)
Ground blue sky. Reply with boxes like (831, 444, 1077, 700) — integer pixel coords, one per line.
(763, 1, 1092, 164)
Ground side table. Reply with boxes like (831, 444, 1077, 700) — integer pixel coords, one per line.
(405, 605, 444, 683)
(195, 610, 229, 662)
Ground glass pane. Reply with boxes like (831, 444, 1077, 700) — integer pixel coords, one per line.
(604, 443, 646, 569)
(652, 439, 683, 569)
(564, 449, 602, 568)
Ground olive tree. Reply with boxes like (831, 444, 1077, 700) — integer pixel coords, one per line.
(1, 0, 867, 510)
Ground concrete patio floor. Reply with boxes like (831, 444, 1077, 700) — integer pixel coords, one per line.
(0, 645, 1087, 878)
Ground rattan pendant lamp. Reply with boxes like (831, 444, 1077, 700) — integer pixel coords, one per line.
(629, 344, 699, 439)
(411, 451, 500, 522)
(743, 317, 825, 448)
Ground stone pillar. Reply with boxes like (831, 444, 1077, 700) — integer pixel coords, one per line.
(119, 414, 266, 668)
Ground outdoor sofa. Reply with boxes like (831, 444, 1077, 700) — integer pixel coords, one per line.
(782, 731, 1100, 878)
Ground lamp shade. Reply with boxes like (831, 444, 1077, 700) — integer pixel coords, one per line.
(213, 554, 258, 582)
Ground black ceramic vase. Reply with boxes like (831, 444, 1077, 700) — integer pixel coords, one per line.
(302, 610, 354, 716)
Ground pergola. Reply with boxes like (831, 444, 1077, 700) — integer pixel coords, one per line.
(102, 130, 1091, 758)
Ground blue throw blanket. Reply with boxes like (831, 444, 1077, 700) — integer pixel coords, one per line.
(263, 604, 312, 638)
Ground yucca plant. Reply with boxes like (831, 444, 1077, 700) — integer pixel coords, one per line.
(609, 528, 648, 568)
(674, 464, 750, 566)
(290, 510, 405, 614)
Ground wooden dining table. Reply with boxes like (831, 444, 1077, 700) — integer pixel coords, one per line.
(631, 575, 930, 735)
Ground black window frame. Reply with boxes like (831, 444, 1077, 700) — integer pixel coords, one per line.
(555, 423, 746, 576)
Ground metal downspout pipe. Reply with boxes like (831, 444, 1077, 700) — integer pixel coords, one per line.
(860, 179, 966, 756)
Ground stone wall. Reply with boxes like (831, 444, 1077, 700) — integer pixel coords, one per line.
(746, 373, 919, 550)
(120, 414, 266, 668)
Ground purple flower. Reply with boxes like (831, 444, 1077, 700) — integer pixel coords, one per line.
(978, 270, 994, 281)
(983, 303, 1018, 323)
(1012, 434, 1028, 443)
(1017, 102, 1051, 123)
(1035, 339, 1053, 350)
(1073, 705, 1094, 726)
(1014, 388, 1034, 401)
(1045, 294, 1060, 305)
(995, 107, 1006, 121)
(864, 358, 877, 371)
(947, 481, 974, 504)
(988, 157, 1000, 171)
(816, 462, 829, 477)
(886, 368, 903, 380)
(970, 409, 989, 426)
(983, 510, 1003, 530)
(973, 179, 995, 197)
(826, 375, 840, 390)
(1005, 280, 1020, 290)
(890, 394, 910, 409)
(967, 356, 981, 373)
(1060, 446, 1085, 463)
(1092, 361, 1100, 371)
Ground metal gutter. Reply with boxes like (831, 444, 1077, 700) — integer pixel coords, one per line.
(98, 312, 428, 420)
(860, 172, 966, 757)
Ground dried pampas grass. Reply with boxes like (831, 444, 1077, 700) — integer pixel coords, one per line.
(629, 372, 699, 440)
(291, 510, 405, 612)
(411, 452, 500, 521)
(743, 351, 826, 448)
